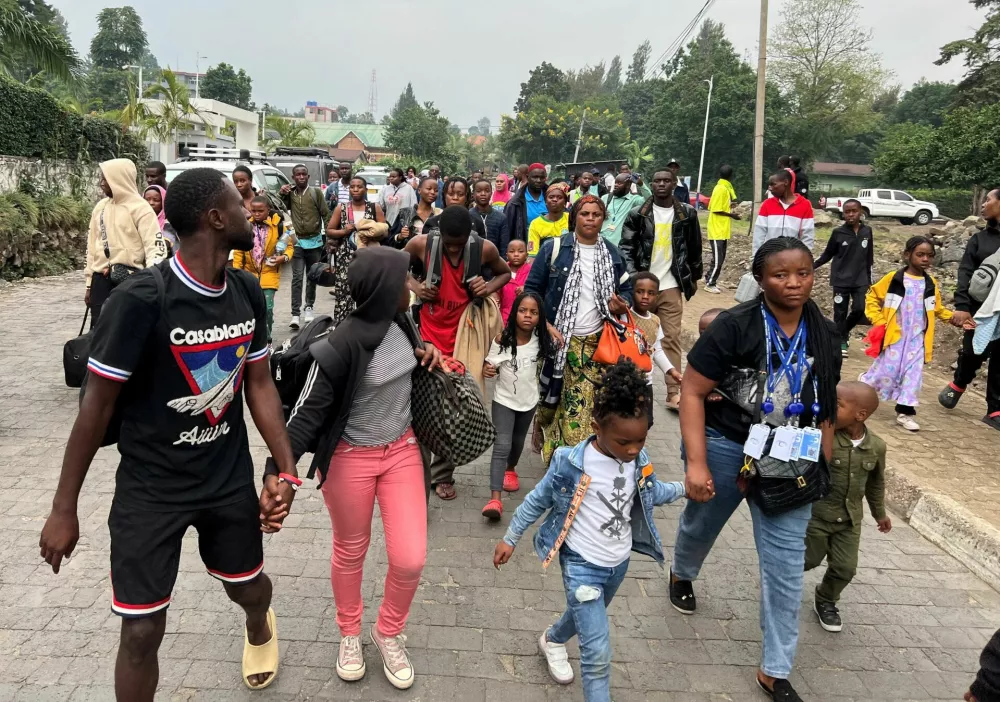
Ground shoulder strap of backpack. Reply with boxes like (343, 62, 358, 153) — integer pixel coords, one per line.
(309, 336, 340, 380)
(149, 263, 166, 312)
(463, 233, 483, 282)
(426, 230, 442, 286)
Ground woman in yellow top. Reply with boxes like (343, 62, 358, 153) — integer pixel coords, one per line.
(232, 196, 294, 342)
(861, 235, 956, 432)
(527, 185, 569, 257)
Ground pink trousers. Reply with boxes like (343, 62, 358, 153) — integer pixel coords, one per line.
(321, 428, 427, 637)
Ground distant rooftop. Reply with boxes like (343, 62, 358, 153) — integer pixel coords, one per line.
(812, 162, 873, 177)
(308, 122, 386, 149)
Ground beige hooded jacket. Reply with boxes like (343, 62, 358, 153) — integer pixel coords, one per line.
(85, 158, 167, 286)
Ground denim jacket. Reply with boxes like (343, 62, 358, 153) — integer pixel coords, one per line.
(503, 437, 685, 567)
(524, 233, 634, 325)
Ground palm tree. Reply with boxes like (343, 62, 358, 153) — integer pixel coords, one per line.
(142, 68, 213, 155)
(623, 141, 653, 173)
(105, 78, 150, 133)
(0, 0, 79, 84)
(263, 116, 315, 148)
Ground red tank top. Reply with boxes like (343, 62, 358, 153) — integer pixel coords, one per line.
(420, 255, 468, 356)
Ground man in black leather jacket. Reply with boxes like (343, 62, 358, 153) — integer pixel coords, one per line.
(620, 168, 703, 409)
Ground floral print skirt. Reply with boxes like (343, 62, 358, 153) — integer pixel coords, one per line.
(538, 332, 605, 465)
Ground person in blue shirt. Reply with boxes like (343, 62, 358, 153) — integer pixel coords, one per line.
(668, 160, 690, 206)
(429, 164, 445, 208)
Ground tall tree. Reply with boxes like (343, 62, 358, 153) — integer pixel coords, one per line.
(384, 101, 452, 163)
(390, 82, 418, 118)
(0, 0, 79, 83)
(625, 40, 652, 84)
(937, 0, 1000, 108)
(872, 122, 937, 188)
(142, 68, 212, 157)
(88, 6, 148, 111)
(514, 62, 569, 113)
(336, 105, 349, 121)
(200, 62, 252, 109)
(604, 55, 623, 94)
(345, 111, 375, 124)
(477, 116, 491, 135)
(771, 0, 888, 160)
(566, 62, 606, 101)
(892, 80, 956, 127)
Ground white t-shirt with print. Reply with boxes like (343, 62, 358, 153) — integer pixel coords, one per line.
(485, 335, 540, 413)
(573, 242, 604, 336)
(564, 442, 638, 568)
(649, 205, 679, 291)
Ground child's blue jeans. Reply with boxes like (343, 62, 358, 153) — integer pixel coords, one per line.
(547, 546, 630, 702)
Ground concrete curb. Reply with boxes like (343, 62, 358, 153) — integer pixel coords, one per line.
(885, 464, 1000, 589)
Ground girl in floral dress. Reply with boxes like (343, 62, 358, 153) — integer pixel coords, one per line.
(861, 236, 955, 431)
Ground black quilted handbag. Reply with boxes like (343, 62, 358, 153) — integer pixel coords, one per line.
(63, 309, 91, 388)
(747, 368, 831, 516)
(410, 356, 496, 466)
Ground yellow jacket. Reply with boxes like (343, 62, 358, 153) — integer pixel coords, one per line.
(865, 269, 952, 363)
(232, 213, 293, 290)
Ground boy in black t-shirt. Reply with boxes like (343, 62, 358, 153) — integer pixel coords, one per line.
(40, 168, 300, 698)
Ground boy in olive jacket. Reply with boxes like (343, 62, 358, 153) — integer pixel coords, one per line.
(805, 381, 891, 633)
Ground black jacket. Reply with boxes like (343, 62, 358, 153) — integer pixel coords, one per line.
(792, 167, 809, 198)
(956, 226, 1000, 313)
(814, 223, 874, 290)
(470, 207, 509, 255)
(619, 197, 703, 300)
(504, 185, 545, 244)
(972, 629, 1000, 702)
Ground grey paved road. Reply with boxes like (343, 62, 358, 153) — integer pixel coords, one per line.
(0, 271, 997, 701)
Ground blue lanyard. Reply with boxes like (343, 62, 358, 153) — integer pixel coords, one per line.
(761, 305, 820, 426)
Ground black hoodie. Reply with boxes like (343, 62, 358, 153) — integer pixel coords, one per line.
(814, 222, 874, 290)
(956, 225, 1000, 314)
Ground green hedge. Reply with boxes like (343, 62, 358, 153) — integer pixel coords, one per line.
(820, 186, 973, 220)
(0, 78, 146, 163)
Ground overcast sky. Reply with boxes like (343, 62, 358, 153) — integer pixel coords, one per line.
(54, 0, 984, 129)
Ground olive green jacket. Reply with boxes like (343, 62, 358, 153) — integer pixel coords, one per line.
(812, 429, 887, 526)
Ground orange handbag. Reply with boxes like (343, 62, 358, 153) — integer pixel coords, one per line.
(593, 311, 653, 372)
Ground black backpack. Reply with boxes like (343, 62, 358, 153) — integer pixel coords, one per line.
(270, 314, 338, 419)
(424, 229, 483, 288)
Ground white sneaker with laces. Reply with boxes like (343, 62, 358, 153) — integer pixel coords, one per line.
(289, 315, 300, 330)
(304, 306, 315, 323)
(705, 284, 721, 294)
(896, 414, 920, 432)
(538, 631, 574, 684)
(370, 625, 414, 690)
(336, 635, 366, 681)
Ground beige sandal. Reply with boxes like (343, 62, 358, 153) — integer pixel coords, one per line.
(242, 607, 279, 690)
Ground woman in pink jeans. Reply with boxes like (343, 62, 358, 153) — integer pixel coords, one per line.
(278, 246, 440, 689)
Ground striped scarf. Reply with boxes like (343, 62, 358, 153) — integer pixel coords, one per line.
(551, 235, 616, 375)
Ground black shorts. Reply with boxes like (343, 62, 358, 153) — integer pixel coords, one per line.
(108, 490, 263, 618)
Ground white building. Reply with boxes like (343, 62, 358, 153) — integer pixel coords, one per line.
(140, 98, 260, 164)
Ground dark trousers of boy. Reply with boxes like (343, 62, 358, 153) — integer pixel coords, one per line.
(291, 245, 323, 317)
(804, 519, 860, 605)
(705, 239, 728, 287)
(88, 273, 115, 329)
(953, 332, 1000, 416)
(833, 287, 866, 342)
(489, 403, 535, 491)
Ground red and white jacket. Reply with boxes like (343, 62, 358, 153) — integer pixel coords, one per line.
(752, 194, 815, 255)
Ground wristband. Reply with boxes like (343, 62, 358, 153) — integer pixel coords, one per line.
(278, 472, 302, 491)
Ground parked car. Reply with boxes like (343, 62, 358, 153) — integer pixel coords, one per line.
(356, 167, 389, 203)
(165, 148, 292, 211)
(824, 189, 939, 226)
(689, 192, 711, 209)
(271, 146, 337, 189)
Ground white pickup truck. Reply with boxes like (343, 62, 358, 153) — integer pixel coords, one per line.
(823, 189, 938, 226)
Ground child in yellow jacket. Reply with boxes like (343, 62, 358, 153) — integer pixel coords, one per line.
(232, 196, 294, 342)
(861, 236, 953, 432)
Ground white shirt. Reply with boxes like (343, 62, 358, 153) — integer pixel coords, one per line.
(573, 243, 604, 335)
(850, 430, 866, 448)
(485, 335, 540, 412)
(633, 310, 674, 384)
(565, 443, 638, 567)
(649, 205, 679, 291)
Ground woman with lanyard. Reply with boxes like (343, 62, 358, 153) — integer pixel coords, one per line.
(379, 168, 417, 230)
(671, 236, 839, 702)
(524, 193, 633, 464)
(327, 176, 386, 323)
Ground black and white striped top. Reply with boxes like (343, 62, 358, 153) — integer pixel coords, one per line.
(342, 322, 418, 446)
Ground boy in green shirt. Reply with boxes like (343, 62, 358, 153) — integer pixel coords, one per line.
(704, 165, 740, 293)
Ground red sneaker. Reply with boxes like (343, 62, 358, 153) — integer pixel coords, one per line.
(503, 470, 520, 492)
(482, 499, 503, 521)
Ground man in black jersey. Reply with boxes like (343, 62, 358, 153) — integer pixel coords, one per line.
(39, 167, 299, 699)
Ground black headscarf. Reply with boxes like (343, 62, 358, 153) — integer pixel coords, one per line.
(329, 245, 409, 355)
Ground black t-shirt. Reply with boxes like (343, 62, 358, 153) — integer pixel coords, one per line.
(687, 300, 842, 444)
(87, 256, 269, 511)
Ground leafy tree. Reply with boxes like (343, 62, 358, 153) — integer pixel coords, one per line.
(345, 111, 375, 124)
(384, 101, 452, 163)
(514, 62, 569, 113)
(88, 6, 148, 111)
(0, 0, 79, 83)
(604, 55, 623, 94)
(892, 80, 956, 127)
(142, 68, 213, 158)
(390, 82, 418, 118)
(625, 40, 652, 84)
(771, 0, 888, 160)
(938, 0, 1000, 108)
(566, 62, 607, 101)
(263, 116, 315, 148)
(872, 122, 937, 188)
(498, 95, 630, 165)
(200, 62, 253, 109)
(336, 105, 348, 121)
(623, 141, 653, 172)
(447, 123, 461, 136)
(477, 116, 491, 135)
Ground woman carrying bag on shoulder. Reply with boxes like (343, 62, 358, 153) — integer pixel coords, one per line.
(274, 247, 440, 690)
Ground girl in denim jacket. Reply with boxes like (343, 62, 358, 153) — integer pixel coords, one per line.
(493, 360, 686, 702)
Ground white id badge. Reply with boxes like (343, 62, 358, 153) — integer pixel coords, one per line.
(768, 426, 799, 461)
(743, 424, 771, 459)
(798, 427, 822, 462)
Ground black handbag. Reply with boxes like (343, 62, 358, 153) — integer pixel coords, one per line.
(747, 368, 831, 516)
(99, 209, 138, 288)
(63, 309, 91, 388)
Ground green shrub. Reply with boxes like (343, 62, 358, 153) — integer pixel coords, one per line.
(0, 190, 92, 280)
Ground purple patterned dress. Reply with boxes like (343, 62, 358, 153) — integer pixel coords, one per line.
(861, 274, 926, 407)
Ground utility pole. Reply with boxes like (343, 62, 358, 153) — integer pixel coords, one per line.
(751, 0, 769, 222)
(694, 75, 714, 210)
(572, 108, 588, 163)
(195, 53, 208, 99)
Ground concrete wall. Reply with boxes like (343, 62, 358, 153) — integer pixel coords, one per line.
(0, 155, 101, 199)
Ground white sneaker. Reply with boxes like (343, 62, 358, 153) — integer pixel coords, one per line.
(289, 315, 300, 330)
(304, 306, 315, 323)
(705, 284, 721, 294)
(370, 625, 414, 690)
(896, 414, 920, 432)
(538, 631, 574, 685)
(336, 635, 366, 681)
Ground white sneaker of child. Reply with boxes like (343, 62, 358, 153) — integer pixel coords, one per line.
(896, 414, 920, 432)
(538, 631, 574, 684)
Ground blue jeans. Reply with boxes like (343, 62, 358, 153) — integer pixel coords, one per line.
(672, 427, 811, 679)
(548, 547, 629, 702)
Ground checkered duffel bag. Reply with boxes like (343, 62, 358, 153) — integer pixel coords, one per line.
(411, 356, 495, 466)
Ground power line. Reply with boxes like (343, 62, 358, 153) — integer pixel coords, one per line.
(642, 0, 718, 82)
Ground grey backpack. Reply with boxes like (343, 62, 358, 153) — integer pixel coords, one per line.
(970, 248, 1000, 303)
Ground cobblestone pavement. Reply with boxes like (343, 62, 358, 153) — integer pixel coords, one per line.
(1, 270, 998, 702)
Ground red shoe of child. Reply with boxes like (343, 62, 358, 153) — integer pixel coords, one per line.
(503, 470, 520, 492)
(482, 499, 503, 521)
